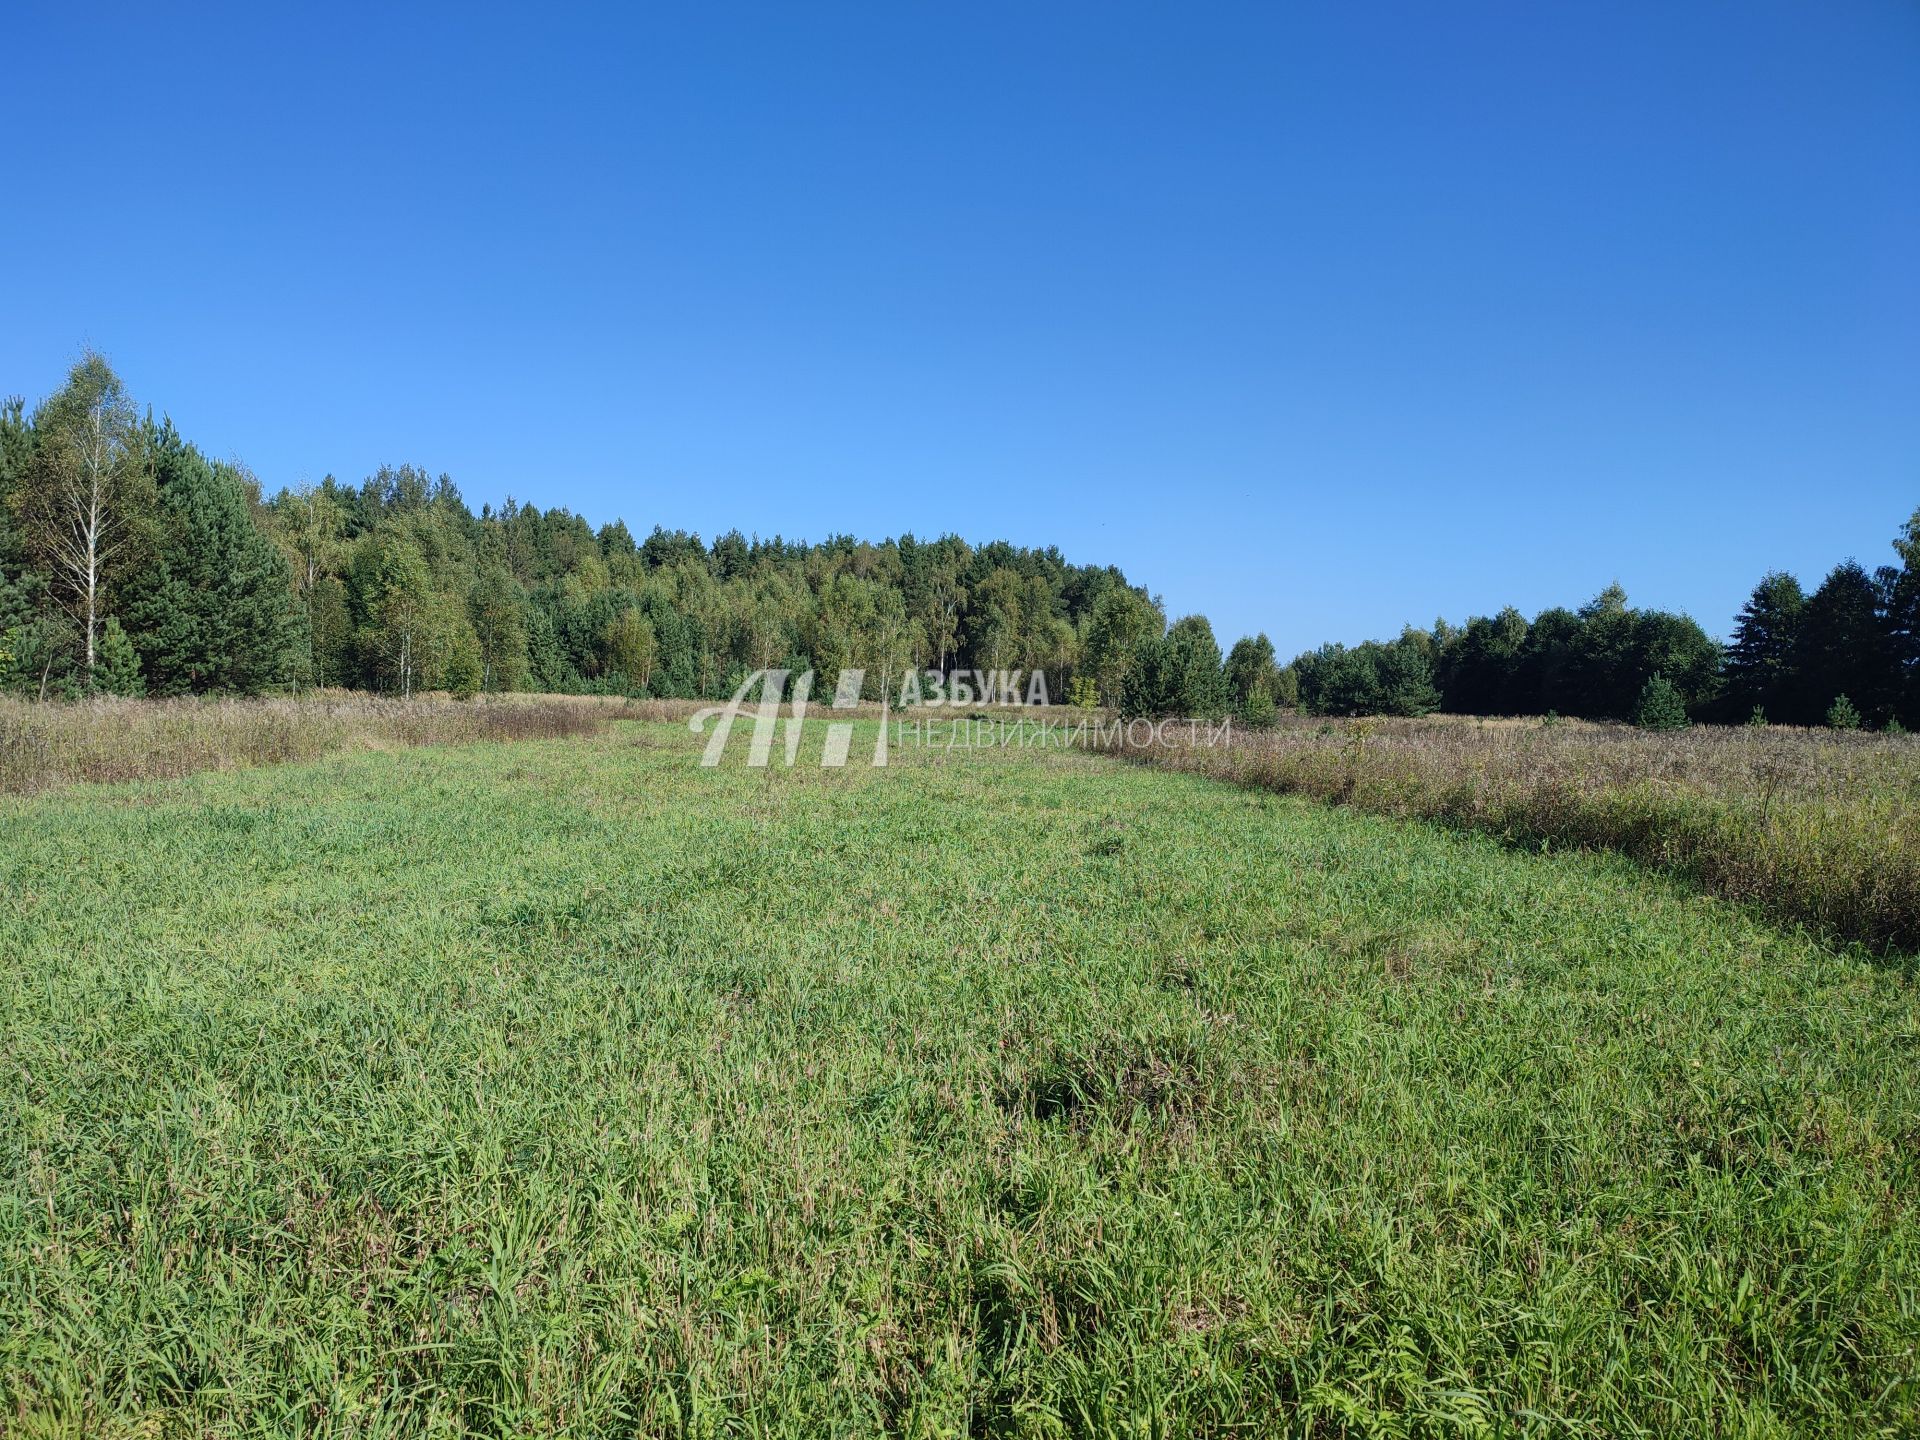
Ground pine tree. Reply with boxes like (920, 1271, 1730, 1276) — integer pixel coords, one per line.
(1888, 507, 1920, 727)
(1118, 632, 1176, 716)
(1225, 634, 1279, 711)
(1237, 684, 1277, 728)
(1634, 674, 1689, 730)
(1376, 629, 1442, 716)
(1166, 615, 1230, 718)
(1826, 694, 1861, 730)
(1725, 572, 1806, 722)
(524, 604, 567, 691)
(1435, 607, 1528, 714)
(1572, 584, 1636, 718)
(1797, 562, 1891, 726)
(94, 616, 144, 696)
(0, 397, 42, 640)
(1630, 609, 1722, 715)
(122, 420, 299, 694)
(2, 616, 79, 699)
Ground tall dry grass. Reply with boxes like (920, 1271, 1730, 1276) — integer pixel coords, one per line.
(1096, 714, 1920, 954)
(0, 692, 612, 795)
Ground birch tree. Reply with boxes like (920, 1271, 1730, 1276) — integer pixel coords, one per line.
(18, 354, 142, 679)
(280, 481, 345, 595)
(358, 530, 435, 697)
(602, 606, 656, 692)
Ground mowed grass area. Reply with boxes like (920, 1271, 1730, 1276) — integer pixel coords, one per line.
(2, 721, 1917, 1437)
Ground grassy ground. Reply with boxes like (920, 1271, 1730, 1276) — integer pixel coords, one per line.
(1, 719, 1916, 1436)
(0, 693, 616, 796)
(1101, 713, 1920, 953)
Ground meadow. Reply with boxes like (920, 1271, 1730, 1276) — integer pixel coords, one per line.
(1101, 713, 1920, 955)
(2, 716, 1917, 1436)
(0, 694, 613, 796)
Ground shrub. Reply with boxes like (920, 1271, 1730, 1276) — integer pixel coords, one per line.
(94, 618, 145, 698)
(1633, 675, 1689, 730)
(445, 627, 483, 701)
(1827, 694, 1861, 730)
(1237, 686, 1278, 729)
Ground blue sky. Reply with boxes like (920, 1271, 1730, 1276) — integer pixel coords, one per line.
(3, 1, 1915, 654)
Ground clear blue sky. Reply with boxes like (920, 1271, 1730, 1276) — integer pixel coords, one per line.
(4, 2, 1915, 654)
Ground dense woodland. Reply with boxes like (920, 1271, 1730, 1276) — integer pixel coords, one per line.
(2, 355, 1916, 729)
(1282, 528, 1920, 729)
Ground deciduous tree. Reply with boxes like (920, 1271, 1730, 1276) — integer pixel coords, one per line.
(14, 354, 145, 679)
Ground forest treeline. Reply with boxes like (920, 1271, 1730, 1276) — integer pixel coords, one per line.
(0, 356, 1230, 715)
(1, 354, 1915, 729)
(1290, 525, 1920, 730)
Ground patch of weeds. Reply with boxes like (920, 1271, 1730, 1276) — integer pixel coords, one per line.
(1007, 1036, 1215, 1131)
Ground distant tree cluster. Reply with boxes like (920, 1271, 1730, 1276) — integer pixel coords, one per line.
(1294, 585, 1720, 722)
(1289, 513, 1920, 730)
(1719, 556, 1918, 729)
(0, 359, 300, 699)
(0, 355, 1250, 713)
(5, 356, 1912, 730)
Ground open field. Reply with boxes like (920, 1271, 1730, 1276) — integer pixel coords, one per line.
(3, 718, 1918, 1435)
(1102, 713, 1920, 955)
(0, 694, 615, 796)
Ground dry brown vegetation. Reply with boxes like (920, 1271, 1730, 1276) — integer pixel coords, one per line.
(1097, 712, 1920, 954)
(0, 693, 1022, 797)
(0, 692, 612, 795)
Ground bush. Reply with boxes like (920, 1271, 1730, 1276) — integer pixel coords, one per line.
(445, 628, 483, 701)
(94, 618, 146, 698)
(1633, 675, 1689, 730)
(1237, 686, 1277, 729)
(1827, 694, 1861, 731)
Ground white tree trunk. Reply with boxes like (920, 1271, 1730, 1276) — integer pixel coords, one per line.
(76, 397, 109, 677)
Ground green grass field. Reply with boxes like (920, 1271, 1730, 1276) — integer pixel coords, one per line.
(2, 719, 1917, 1436)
